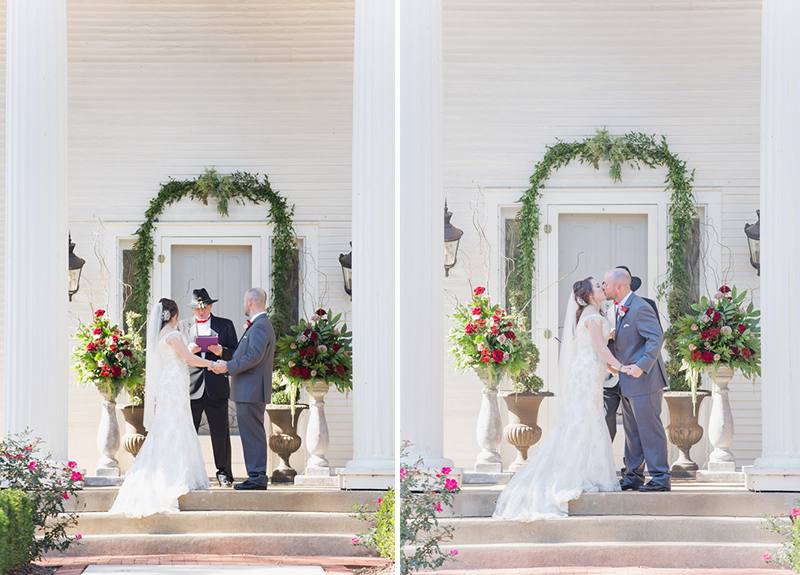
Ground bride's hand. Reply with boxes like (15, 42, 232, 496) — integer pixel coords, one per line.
(607, 364, 619, 376)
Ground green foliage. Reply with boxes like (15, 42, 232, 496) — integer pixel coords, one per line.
(0, 431, 83, 561)
(763, 505, 800, 571)
(270, 371, 300, 405)
(352, 489, 395, 561)
(0, 489, 35, 574)
(400, 443, 460, 574)
(131, 168, 297, 337)
(516, 129, 698, 388)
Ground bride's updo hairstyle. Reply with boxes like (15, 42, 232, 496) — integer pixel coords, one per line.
(159, 298, 179, 329)
(573, 278, 594, 323)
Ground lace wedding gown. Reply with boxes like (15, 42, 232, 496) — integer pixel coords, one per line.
(109, 330, 210, 518)
(493, 313, 620, 522)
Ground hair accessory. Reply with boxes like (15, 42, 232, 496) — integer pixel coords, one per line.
(161, 309, 171, 322)
(575, 296, 588, 307)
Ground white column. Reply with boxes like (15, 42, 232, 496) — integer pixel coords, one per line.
(743, 0, 800, 491)
(4, 0, 69, 459)
(337, 0, 395, 489)
(397, 0, 454, 471)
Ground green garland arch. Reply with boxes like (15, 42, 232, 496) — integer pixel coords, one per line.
(131, 168, 297, 336)
(515, 129, 698, 390)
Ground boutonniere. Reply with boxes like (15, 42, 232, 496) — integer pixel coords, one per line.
(619, 305, 629, 318)
(243, 319, 252, 331)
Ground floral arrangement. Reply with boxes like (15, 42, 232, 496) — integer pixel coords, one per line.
(351, 488, 395, 563)
(449, 287, 530, 387)
(276, 309, 353, 412)
(0, 430, 83, 560)
(72, 309, 145, 400)
(399, 442, 460, 574)
(676, 285, 761, 403)
(763, 505, 800, 572)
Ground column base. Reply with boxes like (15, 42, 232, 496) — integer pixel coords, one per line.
(294, 467, 339, 487)
(337, 468, 394, 490)
(83, 475, 125, 487)
(744, 465, 800, 491)
(462, 471, 514, 485)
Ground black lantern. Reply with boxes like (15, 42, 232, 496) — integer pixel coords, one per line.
(339, 243, 352, 298)
(444, 200, 463, 277)
(744, 210, 760, 276)
(68, 233, 86, 302)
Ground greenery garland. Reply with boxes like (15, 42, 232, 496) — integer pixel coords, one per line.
(131, 168, 297, 336)
(515, 129, 698, 391)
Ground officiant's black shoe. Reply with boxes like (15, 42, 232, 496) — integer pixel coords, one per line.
(216, 473, 233, 488)
(639, 482, 670, 492)
(234, 482, 267, 491)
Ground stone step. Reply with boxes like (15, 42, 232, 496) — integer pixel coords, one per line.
(68, 510, 363, 536)
(67, 487, 379, 514)
(445, 516, 781, 544)
(452, 487, 799, 518)
(439, 541, 773, 569)
(50, 533, 376, 558)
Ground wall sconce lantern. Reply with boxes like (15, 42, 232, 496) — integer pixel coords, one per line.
(444, 200, 463, 277)
(744, 210, 760, 276)
(339, 243, 352, 298)
(68, 233, 86, 302)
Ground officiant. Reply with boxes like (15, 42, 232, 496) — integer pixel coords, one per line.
(179, 288, 238, 487)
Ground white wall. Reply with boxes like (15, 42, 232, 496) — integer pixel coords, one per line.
(440, 0, 763, 470)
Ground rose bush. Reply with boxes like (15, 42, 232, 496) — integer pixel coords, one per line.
(763, 504, 800, 572)
(351, 488, 395, 563)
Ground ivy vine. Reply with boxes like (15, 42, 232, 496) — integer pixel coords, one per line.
(515, 129, 698, 390)
(131, 168, 297, 336)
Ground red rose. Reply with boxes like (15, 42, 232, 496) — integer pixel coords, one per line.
(691, 350, 702, 363)
(93, 327, 102, 335)
(122, 349, 133, 357)
(492, 349, 504, 362)
(505, 331, 516, 340)
(94, 309, 105, 317)
(300, 368, 312, 379)
(507, 321, 513, 327)
(742, 348, 753, 360)
(86, 342, 96, 352)
(710, 328, 720, 338)
(701, 330, 710, 340)
(720, 286, 731, 293)
(731, 346, 740, 356)
(702, 351, 714, 364)
(304, 328, 311, 336)
(109, 345, 117, 353)
(310, 332, 318, 342)
(112, 335, 118, 342)
(706, 307, 716, 316)
(111, 365, 122, 378)
(464, 323, 476, 335)
(474, 287, 485, 295)
(336, 364, 345, 376)
(737, 324, 746, 334)
(316, 309, 327, 317)
(472, 307, 482, 316)
(291, 367, 300, 378)
(332, 344, 341, 352)
(713, 313, 722, 322)
(491, 326, 499, 335)
(492, 315, 500, 324)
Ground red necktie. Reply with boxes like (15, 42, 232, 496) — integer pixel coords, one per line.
(246, 320, 252, 328)
(196, 317, 210, 324)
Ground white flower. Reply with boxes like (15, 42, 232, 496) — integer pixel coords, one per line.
(705, 342, 711, 349)
(288, 361, 295, 367)
(714, 292, 724, 300)
(477, 343, 486, 351)
(689, 344, 696, 351)
(449, 328, 456, 335)
(713, 354, 721, 361)
(701, 315, 711, 323)
(311, 370, 317, 377)
(691, 324, 698, 331)
(317, 345, 328, 353)
(503, 352, 510, 361)
(290, 343, 297, 349)
(498, 335, 507, 345)
(116, 352, 124, 361)
(121, 368, 128, 377)
(299, 335, 307, 343)
(721, 326, 732, 336)
(311, 314, 320, 322)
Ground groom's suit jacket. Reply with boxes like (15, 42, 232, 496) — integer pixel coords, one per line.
(178, 315, 238, 400)
(609, 292, 669, 397)
(228, 313, 275, 404)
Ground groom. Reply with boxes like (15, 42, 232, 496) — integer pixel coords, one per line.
(604, 268, 671, 492)
(212, 288, 275, 491)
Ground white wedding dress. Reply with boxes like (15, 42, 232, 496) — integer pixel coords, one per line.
(493, 312, 620, 522)
(109, 329, 210, 518)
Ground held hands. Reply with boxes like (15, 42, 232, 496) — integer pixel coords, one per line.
(209, 360, 228, 374)
(621, 364, 644, 378)
(607, 364, 620, 376)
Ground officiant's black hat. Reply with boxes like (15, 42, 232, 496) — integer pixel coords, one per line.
(189, 288, 218, 308)
(615, 266, 642, 292)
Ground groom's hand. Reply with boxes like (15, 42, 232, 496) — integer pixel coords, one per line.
(622, 364, 644, 378)
(212, 360, 228, 374)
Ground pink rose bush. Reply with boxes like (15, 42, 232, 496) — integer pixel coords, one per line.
(763, 504, 800, 571)
(351, 487, 395, 564)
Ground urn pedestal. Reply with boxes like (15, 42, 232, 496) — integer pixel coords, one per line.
(266, 404, 308, 483)
(697, 366, 744, 482)
(294, 381, 338, 486)
(463, 370, 514, 484)
(95, 394, 121, 477)
(664, 390, 711, 479)
(118, 404, 147, 457)
(500, 391, 554, 472)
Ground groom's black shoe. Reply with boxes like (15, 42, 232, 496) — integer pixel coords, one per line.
(620, 480, 643, 491)
(639, 481, 670, 492)
(216, 472, 233, 488)
(234, 482, 267, 491)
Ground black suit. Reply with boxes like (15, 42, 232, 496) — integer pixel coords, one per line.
(604, 296, 662, 441)
(179, 314, 238, 480)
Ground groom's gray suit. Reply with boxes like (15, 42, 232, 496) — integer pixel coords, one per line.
(609, 292, 671, 489)
(228, 313, 275, 487)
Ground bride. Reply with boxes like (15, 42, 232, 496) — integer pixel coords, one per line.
(109, 298, 213, 518)
(493, 278, 622, 522)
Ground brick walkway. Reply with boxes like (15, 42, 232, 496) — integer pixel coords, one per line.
(434, 569, 792, 574)
(37, 554, 391, 574)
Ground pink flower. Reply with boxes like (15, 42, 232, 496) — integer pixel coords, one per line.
(76, 534, 82, 540)
(68, 461, 77, 469)
(28, 461, 37, 470)
(72, 471, 83, 482)
(351, 537, 359, 545)
(445, 478, 458, 490)
(441, 467, 451, 475)
(763, 553, 772, 562)
(792, 508, 800, 520)
(400, 468, 406, 479)
(691, 324, 698, 331)
(377, 498, 383, 506)
(62, 491, 69, 500)
(451, 550, 458, 556)
(434, 502, 443, 513)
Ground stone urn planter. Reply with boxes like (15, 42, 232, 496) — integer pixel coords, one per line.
(474, 368, 504, 473)
(664, 390, 711, 479)
(266, 403, 309, 483)
(118, 404, 148, 457)
(707, 366, 737, 472)
(93, 385, 121, 477)
(500, 391, 554, 472)
(303, 381, 332, 476)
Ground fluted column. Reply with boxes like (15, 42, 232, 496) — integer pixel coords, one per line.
(743, 0, 800, 491)
(338, 0, 395, 489)
(4, 0, 69, 459)
(397, 0, 453, 470)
